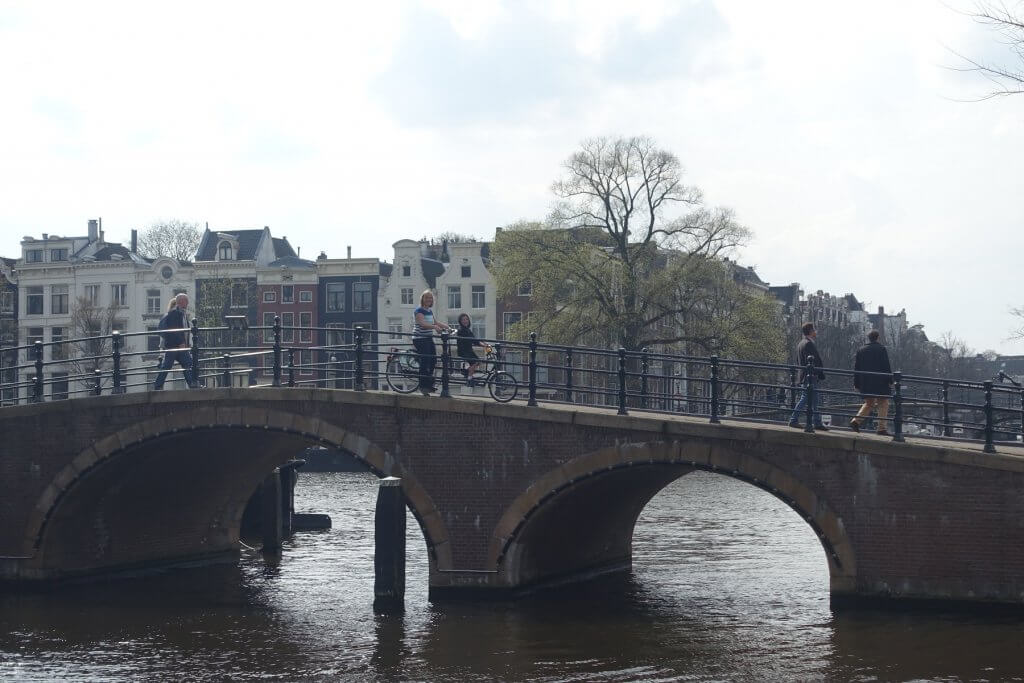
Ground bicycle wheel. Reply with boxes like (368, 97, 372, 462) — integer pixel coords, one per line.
(386, 354, 420, 394)
(487, 371, 518, 403)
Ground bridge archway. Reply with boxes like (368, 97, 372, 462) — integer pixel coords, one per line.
(488, 441, 856, 595)
(23, 406, 448, 580)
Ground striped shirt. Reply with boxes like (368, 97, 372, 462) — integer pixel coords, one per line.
(413, 306, 435, 338)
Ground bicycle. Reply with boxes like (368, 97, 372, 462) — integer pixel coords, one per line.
(384, 344, 518, 403)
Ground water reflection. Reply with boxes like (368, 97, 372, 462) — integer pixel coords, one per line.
(4, 470, 1024, 681)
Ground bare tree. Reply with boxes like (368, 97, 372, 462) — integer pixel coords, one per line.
(137, 220, 202, 261)
(1012, 305, 1024, 339)
(69, 296, 130, 390)
(952, 1, 1024, 98)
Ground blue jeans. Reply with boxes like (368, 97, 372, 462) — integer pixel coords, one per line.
(155, 350, 195, 390)
(790, 381, 822, 425)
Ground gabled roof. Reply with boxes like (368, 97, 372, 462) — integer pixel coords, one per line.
(844, 294, 862, 312)
(195, 229, 265, 261)
(1, 257, 16, 268)
(92, 244, 148, 263)
(268, 255, 315, 269)
(421, 258, 445, 288)
(272, 238, 296, 259)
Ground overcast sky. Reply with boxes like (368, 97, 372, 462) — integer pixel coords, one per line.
(1, 0, 1021, 354)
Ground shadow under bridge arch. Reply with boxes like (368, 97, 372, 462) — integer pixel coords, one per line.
(487, 440, 856, 595)
(23, 405, 449, 581)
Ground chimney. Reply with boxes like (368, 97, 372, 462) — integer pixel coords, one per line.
(495, 226, 503, 234)
(88, 219, 98, 241)
(131, 229, 138, 254)
(98, 216, 104, 243)
(878, 306, 885, 316)
(347, 245, 352, 259)
(42, 233, 48, 241)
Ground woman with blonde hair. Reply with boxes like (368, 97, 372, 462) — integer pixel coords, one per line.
(412, 289, 448, 395)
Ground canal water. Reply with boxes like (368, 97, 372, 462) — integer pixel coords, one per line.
(3, 471, 1024, 681)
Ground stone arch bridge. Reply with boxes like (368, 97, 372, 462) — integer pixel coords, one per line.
(2, 388, 1023, 607)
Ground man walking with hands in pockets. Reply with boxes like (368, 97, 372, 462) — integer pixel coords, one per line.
(154, 293, 196, 390)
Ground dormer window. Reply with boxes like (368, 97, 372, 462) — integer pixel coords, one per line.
(25, 249, 42, 263)
(50, 248, 68, 262)
(218, 241, 234, 260)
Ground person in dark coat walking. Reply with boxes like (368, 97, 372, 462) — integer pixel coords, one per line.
(849, 329, 893, 435)
(789, 322, 828, 429)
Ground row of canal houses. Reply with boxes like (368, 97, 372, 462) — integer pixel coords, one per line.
(1, 220, 530, 397)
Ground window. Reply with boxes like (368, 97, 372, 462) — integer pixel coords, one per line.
(230, 283, 248, 308)
(1, 362, 17, 405)
(147, 289, 162, 314)
(353, 282, 372, 312)
(51, 372, 68, 401)
(472, 285, 485, 309)
(26, 327, 44, 362)
(502, 312, 522, 339)
(282, 285, 294, 303)
(111, 284, 127, 307)
(218, 241, 233, 260)
(299, 349, 312, 376)
(0, 319, 15, 346)
(388, 317, 403, 339)
(84, 284, 100, 305)
(263, 291, 277, 303)
(401, 288, 414, 305)
(50, 248, 68, 262)
(326, 322, 346, 347)
(472, 320, 486, 339)
(160, 265, 174, 280)
(51, 285, 69, 315)
(461, 265, 471, 278)
(263, 312, 275, 344)
(518, 281, 532, 296)
(0, 290, 12, 313)
(147, 325, 161, 352)
(447, 285, 461, 309)
(25, 249, 43, 263)
(281, 312, 294, 343)
(326, 283, 345, 312)
(51, 327, 67, 360)
(26, 287, 43, 315)
(299, 289, 312, 303)
(299, 312, 312, 343)
(402, 264, 411, 277)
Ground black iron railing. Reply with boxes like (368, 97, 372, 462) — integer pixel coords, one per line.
(1, 322, 1022, 453)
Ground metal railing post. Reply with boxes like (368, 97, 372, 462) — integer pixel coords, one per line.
(222, 353, 231, 388)
(941, 380, 951, 437)
(662, 358, 672, 411)
(527, 333, 538, 407)
(287, 348, 296, 387)
(804, 356, 815, 433)
(329, 354, 338, 389)
(93, 368, 103, 395)
(439, 329, 451, 398)
(983, 380, 996, 454)
(272, 316, 282, 387)
(1019, 388, 1024, 444)
(33, 341, 44, 402)
(564, 347, 573, 404)
(190, 318, 201, 388)
(111, 331, 124, 394)
(617, 347, 628, 415)
(892, 371, 904, 442)
(710, 355, 720, 424)
(640, 347, 649, 410)
(354, 326, 366, 391)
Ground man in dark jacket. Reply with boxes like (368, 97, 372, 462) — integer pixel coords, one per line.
(849, 329, 893, 435)
(789, 322, 828, 429)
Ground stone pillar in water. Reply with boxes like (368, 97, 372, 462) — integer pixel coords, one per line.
(374, 476, 405, 611)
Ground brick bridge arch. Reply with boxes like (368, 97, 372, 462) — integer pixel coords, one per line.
(487, 441, 856, 594)
(14, 404, 448, 581)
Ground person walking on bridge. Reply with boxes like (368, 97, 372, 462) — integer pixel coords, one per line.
(789, 322, 828, 430)
(154, 293, 196, 390)
(849, 329, 893, 436)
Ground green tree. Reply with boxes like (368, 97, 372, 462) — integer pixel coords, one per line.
(493, 136, 761, 354)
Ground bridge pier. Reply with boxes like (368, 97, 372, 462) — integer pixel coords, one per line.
(373, 477, 405, 611)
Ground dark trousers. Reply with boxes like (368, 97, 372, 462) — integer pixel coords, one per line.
(155, 350, 195, 390)
(413, 337, 436, 390)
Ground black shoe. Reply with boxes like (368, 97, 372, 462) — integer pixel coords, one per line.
(788, 421, 801, 429)
(815, 425, 829, 431)
(849, 420, 860, 433)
